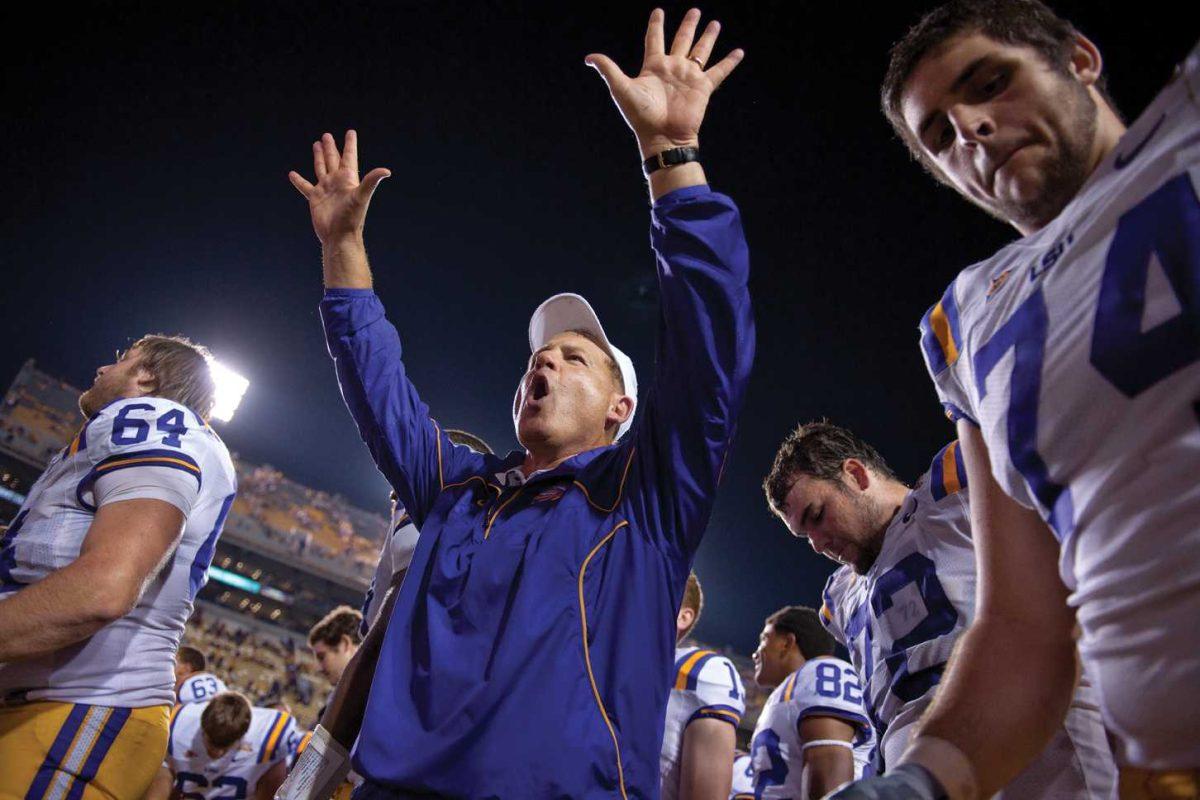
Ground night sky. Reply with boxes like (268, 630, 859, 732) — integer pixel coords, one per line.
(2, 1, 1190, 656)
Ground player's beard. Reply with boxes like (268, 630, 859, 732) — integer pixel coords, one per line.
(846, 490, 888, 575)
(995, 75, 1099, 232)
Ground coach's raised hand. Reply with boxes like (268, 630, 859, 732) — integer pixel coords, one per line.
(289, 130, 391, 289)
(586, 8, 743, 199)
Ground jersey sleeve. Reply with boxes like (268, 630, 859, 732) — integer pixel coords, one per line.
(789, 660, 871, 734)
(362, 505, 420, 634)
(389, 508, 419, 574)
(76, 398, 214, 513)
(686, 654, 746, 728)
(918, 280, 977, 427)
(676, 652, 739, 734)
(257, 711, 295, 767)
(926, 441, 969, 503)
(820, 569, 852, 647)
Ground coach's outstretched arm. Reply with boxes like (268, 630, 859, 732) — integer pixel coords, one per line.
(290, 134, 486, 525)
(588, 8, 753, 564)
(289, 130, 390, 290)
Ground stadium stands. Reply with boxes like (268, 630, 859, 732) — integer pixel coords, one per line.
(182, 603, 331, 729)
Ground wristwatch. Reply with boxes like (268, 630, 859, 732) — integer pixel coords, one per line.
(642, 147, 700, 175)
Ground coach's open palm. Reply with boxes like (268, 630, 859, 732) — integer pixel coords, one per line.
(289, 130, 391, 245)
(586, 8, 743, 158)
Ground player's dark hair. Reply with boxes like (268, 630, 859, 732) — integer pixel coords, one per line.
(766, 605, 836, 659)
(200, 692, 253, 750)
(177, 645, 206, 673)
(308, 605, 364, 648)
(764, 420, 898, 513)
(679, 572, 704, 639)
(881, 0, 1120, 167)
(131, 334, 218, 421)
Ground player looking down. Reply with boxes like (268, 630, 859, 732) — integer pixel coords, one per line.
(831, 1, 1200, 798)
(764, 421, 1115, 796)
(0, 335, 237, 799)
(659, 573, 745, 800)
(286, 7, 753, 797)
(748, 606, 874, 799)
(307, 607, 363, 687)
(157, 692, 293, 800)
(176, 645, 230, 706)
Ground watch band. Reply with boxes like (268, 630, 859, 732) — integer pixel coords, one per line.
(642, 147, 700, 175)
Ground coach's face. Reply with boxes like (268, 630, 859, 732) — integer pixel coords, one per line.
(79, 346, 155, 417)
(900, 32, 1104, 234)
(776, 465, 886, 575)
(515, 332, 632, 454)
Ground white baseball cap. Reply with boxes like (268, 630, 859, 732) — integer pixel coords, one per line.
(523, 292, 638, 441)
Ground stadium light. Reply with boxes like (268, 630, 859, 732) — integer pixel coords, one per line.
(208, 359, 249, 422)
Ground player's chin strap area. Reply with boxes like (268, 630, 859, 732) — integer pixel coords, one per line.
(275, 725, 351, 800)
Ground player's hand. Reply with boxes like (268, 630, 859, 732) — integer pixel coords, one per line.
(823, 765, 947, 800)
(586, 8, 743, 160)
(288, 130, 391, 245)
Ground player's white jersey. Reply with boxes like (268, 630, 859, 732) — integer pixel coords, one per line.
(730, 753, 754, 799)
(660, 646, 746, 800)
(0, 396, 237, 707)
(822, 447, 1117, 797)
(167, 701, 295, 798)
(918, 44, 1200, 768)
(749, 658, 873, 799)
(821, 443, 973, 773)
(178, 672, 230, 706)
(360, 502, 419, 633)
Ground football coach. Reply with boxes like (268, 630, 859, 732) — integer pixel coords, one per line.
(287, 9, 753, 798)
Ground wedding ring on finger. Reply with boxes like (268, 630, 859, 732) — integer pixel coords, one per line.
(688, 55, 706, 69)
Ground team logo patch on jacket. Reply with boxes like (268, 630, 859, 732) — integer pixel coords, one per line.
(533, 486, 567, 504)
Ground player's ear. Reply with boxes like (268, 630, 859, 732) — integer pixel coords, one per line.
(843, 459, 870, 492)
(1068, 33, 1103, 87)
(133, 365, 158, 396)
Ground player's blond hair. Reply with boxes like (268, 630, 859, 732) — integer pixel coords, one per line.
(679, 572, 704, 639)
(131, 334, 217, 421)
(200, 692, 252, 749)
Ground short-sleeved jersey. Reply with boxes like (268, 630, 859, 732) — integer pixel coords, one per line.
(749, 658, 874, 799)
(360, 503, 419, 634)
(167, 701, 295, 798)
(730, 753, 754, 799)
(821, 450, 1117, 796)
(0, 396, 238, 707)
(660, 646, 746, 800)
(821, 444, 974, 770)
(178, 672, 230, 706)
(918, 45, 1200, 768)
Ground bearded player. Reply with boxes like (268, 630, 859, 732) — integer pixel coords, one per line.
(764, 421, 1115, 796)
(749, 606, 874, 799)
(0, 336, 237, 799)
(659, 573, 745, 800)
(831, 2, 1200, 798)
